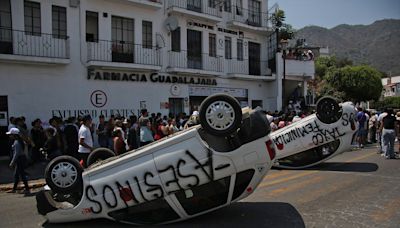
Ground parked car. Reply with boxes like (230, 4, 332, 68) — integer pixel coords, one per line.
(271, 97, 357, 169)
(36, 94, 276, 225)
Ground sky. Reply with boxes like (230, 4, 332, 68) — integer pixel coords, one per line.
(269, 0, 400, 29)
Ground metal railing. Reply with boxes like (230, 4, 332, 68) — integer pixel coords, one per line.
(167, 0, 222, 18)
(87, 40, 161, 66)
(0, 27, 69, 59)
(227, 5, 273, 28)
(227, 58, 270, 76)
(168, 50, 223, 72)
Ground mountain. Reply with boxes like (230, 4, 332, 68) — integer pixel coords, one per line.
(294, 19, 400, 75)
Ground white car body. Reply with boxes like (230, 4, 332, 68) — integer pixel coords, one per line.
(37, 108, 275, 225)
(271, 101, 357, 169)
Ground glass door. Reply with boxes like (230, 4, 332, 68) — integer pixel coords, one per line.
(187, 29, 202, 69)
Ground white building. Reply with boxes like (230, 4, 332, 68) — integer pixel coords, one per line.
(382, 76, 400, 97)
(0, 0, 314, 154)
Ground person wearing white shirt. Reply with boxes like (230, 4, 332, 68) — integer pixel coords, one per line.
(78, 115, 94, 165)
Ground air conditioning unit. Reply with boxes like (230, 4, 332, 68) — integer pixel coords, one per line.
(69, 0, 80, 8)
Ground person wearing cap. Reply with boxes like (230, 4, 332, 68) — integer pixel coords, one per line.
(7, 128, 30, 194)
(78, 115, 94, 166)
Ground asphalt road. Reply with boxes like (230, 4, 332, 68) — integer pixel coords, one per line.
(1, 145, 399, 228)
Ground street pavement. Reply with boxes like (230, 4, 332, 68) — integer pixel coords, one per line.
(0, 145, 399, 228)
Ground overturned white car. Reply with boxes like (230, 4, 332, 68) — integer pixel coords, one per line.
(271, 97, 357, 169)
(36, 94, 276, 225)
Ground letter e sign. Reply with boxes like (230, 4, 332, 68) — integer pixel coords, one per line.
(91, 90, 107, 108)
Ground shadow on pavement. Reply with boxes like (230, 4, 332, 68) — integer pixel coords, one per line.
(42, 202, 305, 228)
(0, 160, 47, 184)
(305, 162, 379, 172)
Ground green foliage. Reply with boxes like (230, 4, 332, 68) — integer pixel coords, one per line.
(271, 9, 295, 41)
(326, 65, 383, 102)
(371, 97, 400, 110)
(272, 9, 285, 28)
(315, 56, 353, 78)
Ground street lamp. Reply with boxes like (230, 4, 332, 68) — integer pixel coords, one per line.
(280, 39, 288, 110)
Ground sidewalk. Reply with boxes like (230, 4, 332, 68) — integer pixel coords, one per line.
(0, 159, 47, 191)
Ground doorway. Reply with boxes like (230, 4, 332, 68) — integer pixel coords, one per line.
(0, 96, 9, 156)
(187, 29, 202, 69)
(169, 98, 184, 116)
(248, 42, 260, 75)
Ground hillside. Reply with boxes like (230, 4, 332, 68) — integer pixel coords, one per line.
(295, 19, 400, 75)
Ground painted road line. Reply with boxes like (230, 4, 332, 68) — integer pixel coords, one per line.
(264, 176, 323, 198)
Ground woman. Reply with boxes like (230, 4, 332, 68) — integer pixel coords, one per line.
(7, 128, 30, 194)
(168, 118, 180, 135)
(154, 119, 168, 140)
(112, 129, 126, 155)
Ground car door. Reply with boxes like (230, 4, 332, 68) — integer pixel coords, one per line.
(152, 130, 236, 217)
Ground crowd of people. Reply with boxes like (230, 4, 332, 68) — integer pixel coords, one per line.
(5, 104, 399, 194)
(356, 107, 400, 159)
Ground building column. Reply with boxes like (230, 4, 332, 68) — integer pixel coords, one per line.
(275, 52, 283, 111)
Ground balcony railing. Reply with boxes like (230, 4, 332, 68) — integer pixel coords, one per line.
(285, 59, 315, 77)
(167, 0, 222, 18)
(168, 50, 223, 72)
(0, 27, 69, 59)
(227, 5, 272, 29)
(227, 58, 270, 76)
(87, 40, 161, 66)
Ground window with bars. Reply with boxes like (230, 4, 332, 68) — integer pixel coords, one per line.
(142, 21, 152, 49)
(209, 33, 216, 57)
(224, 0, 232, 12)
(111, 16, 134, 43)
(225, 36, 231, 59)
(52, 5, 67, 39)
(86, 11, 98, 42)
(171, 27, 180, 52)
(208, 0, 216, 8)
(24, 0, 41, 36)
(0, 0, 12, 29)
(237, 39, 243, 61)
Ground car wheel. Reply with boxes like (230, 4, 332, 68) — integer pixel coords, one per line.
(199, 93, 242, 136)
(316, 96, 342, 124)
(45, 156, 83, 194)
(87, 148, 116, 167)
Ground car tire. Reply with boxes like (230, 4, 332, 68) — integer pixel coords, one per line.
(316, 96, 342, 124)
(199, 93, 242, 136)
(87, 148, 116, 167)
(45, 156, 83, 194)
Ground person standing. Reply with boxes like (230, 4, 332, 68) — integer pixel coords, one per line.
(63, 117, 79, 159)
(380, 108, 396, 159)
(78, 115, 94, 166)
(7, 128, 30, 194)
(96, 115, 108, 148)
(356, 107, 367, 148)
(30, 119, 46, 162)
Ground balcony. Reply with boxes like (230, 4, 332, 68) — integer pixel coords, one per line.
(285, 59, 315, 79)
(87, 40, 161, 71)
(116, 0, 162, 9)
(167, 50, 223, 76)
(226, 6, 273, 34)
(0, 27, 70, 64)
(226, 58, 274, 81)
(167, 0, 222, 23)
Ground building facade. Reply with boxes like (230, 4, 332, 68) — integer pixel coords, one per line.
(0, 0, 315, 154)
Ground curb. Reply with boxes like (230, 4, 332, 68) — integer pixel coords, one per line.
(0, 179, 46, 192)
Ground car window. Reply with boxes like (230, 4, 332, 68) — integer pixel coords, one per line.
(108, 198, 180, 224)
(175, 176, 230, 215)
(278, 140, 340, 168)
(232, 169, 255, 201)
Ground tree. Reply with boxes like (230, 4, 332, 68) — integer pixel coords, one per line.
(326, 65, 383, 102)
(371, 97, 400, 110)
(271, 9, 295, 41)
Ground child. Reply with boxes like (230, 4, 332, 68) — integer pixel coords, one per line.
(7, 128, 30, 194)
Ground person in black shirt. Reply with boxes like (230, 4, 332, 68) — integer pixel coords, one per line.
(30, 119, 46, 162)
(380, 108, 396, 159)
(63, 117, 79, 159)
